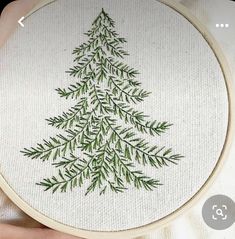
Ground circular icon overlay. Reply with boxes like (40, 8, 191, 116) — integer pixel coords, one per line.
(202, 195, 235, 230)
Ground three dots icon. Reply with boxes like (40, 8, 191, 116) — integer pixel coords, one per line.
(216, 24, 229, 28)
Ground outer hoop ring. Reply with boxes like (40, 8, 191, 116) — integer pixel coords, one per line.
(0, 0, 234, 238)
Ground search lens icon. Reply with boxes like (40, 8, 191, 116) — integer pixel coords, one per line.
(216, 208, 224, 217)
(202, 195, 235, 230)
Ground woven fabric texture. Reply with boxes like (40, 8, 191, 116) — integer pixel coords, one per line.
(0, 0, 228, 232)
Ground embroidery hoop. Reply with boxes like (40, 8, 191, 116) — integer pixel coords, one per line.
(0, 0, 233, 238)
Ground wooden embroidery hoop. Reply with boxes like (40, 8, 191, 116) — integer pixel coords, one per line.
(0, 0, 234, 238)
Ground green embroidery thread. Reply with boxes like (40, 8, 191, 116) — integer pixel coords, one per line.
(21, 9, 183, 195)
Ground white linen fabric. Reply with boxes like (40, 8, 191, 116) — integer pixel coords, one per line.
(0, 0, 232, 235)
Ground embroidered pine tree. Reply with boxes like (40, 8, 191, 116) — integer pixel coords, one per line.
(21, 9, 183, 195)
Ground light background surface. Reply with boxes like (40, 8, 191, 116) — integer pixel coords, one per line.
(0, 0, 233, 236)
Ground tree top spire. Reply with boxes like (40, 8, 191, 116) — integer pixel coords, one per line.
(92, 8, 115, 28)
